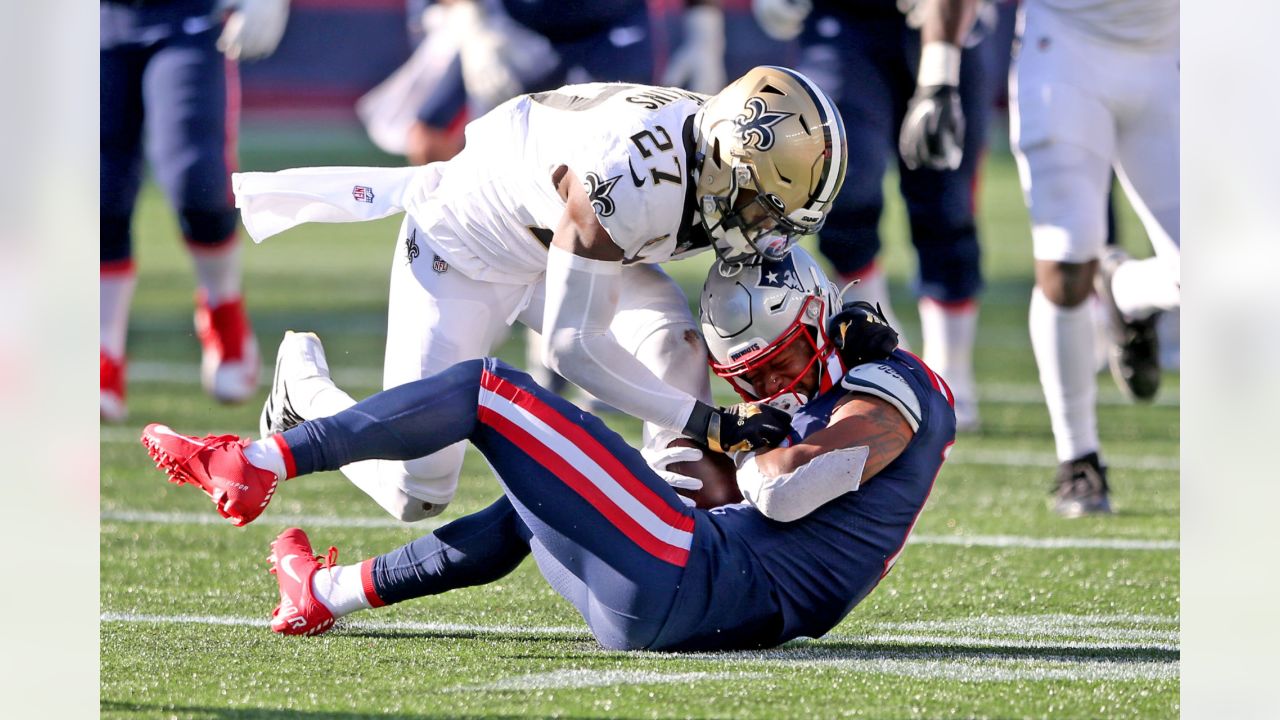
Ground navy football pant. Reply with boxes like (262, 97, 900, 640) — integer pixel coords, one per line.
(100, 24, 238, 264)
(800, 11, 991, 302)
(281, 359, 695, 650)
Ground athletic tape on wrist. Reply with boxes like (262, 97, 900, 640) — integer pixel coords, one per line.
(918, 42, 961, 88)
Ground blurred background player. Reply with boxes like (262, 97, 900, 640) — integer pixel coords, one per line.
(752, 0, 990, 432)
(1010, 0, 1180, 516)
(371, 0, 727, 166)
(100, 0, 291, 420)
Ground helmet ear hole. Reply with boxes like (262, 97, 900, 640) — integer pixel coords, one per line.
(711, 138, 722, 167)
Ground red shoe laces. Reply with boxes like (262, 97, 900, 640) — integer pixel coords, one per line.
(319, 546, 339, 568)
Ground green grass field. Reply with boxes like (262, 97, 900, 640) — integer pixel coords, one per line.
(100, 132, 1179, 719)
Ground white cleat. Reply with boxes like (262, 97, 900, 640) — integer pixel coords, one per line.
(260, 331, 331, 438)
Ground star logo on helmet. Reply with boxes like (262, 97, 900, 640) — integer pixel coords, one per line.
(583, 171, 622, 217)
(758, 256, 805, 292)
(733, 97, 794, 151)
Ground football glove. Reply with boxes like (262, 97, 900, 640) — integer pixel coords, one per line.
(827, 300, 900, 367)
(684, 401, 792, 455)
(899, 84, 964, 171)
(218, 0, 291, 62)
(640, 441, 703, 508)
(752, 0, 812, 42)
(661, 6, 726, 95)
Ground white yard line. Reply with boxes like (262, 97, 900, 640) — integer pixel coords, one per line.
(124, 361, 1180, 407)
(101, 612, 1179, 683)
(907, 534, 1179, 551)
(100, 509, 1177, 551)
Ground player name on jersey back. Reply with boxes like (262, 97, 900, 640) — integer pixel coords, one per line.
(409, 83, 709, 285)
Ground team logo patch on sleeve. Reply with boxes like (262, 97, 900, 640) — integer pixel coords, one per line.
(734, 97, 794, 151)
(583, 172, 622, 217)
(352, 185, 375, 203)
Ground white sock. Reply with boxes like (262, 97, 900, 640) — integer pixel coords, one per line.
(1087, 295, 1110, 373)
(837, 265, 911, 352)
(1111, 256, 1180, 321)
(311, 562, 373, 617)
(191, 239, 243, 307)
(100, 269, 137, 359)
(919, 297, 978, 425)
(243, 437, 287, 481)
(1029, 287, 1099, 462)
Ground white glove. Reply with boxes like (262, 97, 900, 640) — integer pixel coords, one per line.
(640, 442, 704, 508)
(661, 6, 726, 95)
(453, 1, 559, 115)
(752, 0, 812, 42)
(218, 0, 291, 61)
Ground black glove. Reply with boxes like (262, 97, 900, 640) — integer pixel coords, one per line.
(683, 401, 792, 454)
(899, 84, 965, 171)
(827, 301, 899, 367)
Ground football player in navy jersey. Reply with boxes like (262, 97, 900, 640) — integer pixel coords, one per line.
(141, 247, 955, 649)
(100, 0, 290, 421)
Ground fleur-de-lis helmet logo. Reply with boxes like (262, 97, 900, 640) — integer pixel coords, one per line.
(733, 96, 795, 151)
(583, 171, 622, 217)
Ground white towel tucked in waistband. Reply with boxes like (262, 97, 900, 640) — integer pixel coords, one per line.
(232, 166, 428, 243)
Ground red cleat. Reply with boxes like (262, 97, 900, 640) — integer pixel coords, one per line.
(195, 292, 260, 404)
(101, 350, 127, 422)
(140, 423, 279, 526)
(268, 528, 338, 637)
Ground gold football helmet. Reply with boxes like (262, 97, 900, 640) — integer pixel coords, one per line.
(692, 66, 847, 265)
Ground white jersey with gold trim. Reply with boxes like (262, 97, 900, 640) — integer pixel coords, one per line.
(405, 83, 710, 285)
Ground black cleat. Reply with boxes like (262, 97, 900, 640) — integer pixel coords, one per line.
(1095, 248, 1161, 402)
(1051, 452, 1112, 518)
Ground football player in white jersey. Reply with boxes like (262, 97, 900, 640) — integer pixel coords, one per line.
(1010, 0, 1179, 516)
(233, 65, 847, 522)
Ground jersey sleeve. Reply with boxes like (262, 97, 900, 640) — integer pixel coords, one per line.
(839, 362, 924, 432)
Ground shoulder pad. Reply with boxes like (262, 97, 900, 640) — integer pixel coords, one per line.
(840, 362, 922, 432)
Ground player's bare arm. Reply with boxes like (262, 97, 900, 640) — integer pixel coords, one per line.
(550, 164, 624, 262)
(919, 0, 979, 46)
(754, 394, 914, 483)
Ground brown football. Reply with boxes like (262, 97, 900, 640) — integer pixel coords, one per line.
(667, 438, 743, 509)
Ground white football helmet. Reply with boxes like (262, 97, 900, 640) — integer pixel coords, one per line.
(700, 246, 846, 414)
(692, 66, 847, 265)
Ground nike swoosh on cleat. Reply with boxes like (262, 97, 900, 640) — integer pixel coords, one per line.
(280, 554, 305, 584)
(148, 425, 201, 444)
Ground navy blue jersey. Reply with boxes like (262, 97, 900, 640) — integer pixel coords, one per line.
(652, 349, 955, 649)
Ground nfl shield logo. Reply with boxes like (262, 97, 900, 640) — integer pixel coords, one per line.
(432, 254, 448, 274)
(352, 185, 374, 203)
